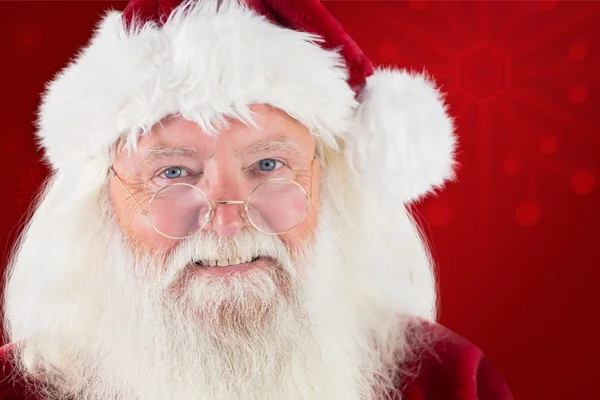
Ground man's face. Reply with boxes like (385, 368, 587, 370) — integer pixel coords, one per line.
(18, 105, 398, 400)
(109, 104, 320, 276)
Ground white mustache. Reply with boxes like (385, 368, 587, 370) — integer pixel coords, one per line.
(163, 229, 292, 274)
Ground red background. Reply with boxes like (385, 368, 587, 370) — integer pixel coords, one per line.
(1, 1, 599, 399)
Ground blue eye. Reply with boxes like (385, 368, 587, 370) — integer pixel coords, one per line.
(163, 167, 183, 179)
(258, 159, 279, 171)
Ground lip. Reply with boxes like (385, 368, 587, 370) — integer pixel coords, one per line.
(189, 257, 270, 276)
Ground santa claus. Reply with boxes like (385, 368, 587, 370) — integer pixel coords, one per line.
(0, 0, 512, 399)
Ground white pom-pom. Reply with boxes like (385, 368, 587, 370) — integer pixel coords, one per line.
(345, 68, 458, 204)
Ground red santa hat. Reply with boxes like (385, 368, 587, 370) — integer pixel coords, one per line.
(36, 0, 457, 204)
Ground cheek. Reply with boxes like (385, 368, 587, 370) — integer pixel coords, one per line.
(279, 186, 320, 258)
(109, 180, 179, 255)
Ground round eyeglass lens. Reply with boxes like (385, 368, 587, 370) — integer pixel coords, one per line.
(246, 178, 309, 234)
(148, 183, 211, 239)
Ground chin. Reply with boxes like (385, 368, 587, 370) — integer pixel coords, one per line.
(165, 258, 293, 318)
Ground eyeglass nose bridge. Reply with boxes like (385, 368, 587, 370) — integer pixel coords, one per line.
(204, 200, 248, 225)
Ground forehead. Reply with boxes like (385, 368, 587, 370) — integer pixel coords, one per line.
(134, 105, 315, 157)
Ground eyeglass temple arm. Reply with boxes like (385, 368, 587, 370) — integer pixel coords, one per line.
(108, 166, 149, 215)
(309, 154, 317, 205)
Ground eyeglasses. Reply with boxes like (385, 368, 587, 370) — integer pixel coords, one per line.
(109, 158, 315, 239)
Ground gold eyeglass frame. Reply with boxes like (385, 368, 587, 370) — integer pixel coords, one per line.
(109, 156, 315, 239)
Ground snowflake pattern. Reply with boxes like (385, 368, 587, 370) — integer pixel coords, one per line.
(14, 23, 44, 56)
(13, 164, 47, 215)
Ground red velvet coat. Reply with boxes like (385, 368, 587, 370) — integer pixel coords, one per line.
(0, 323, 513, 400)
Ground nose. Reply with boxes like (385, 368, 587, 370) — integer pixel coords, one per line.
(200, 156, 251, 237)
(205, 200, 247, 237)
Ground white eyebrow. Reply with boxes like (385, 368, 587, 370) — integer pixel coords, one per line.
(246, 137, 303, 157)
(141, 138, 303, 163)
(142, 146, 200, 161)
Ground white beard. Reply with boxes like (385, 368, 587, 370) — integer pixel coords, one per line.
(7, 152, 432, 400)
(16, 188, 412, 400)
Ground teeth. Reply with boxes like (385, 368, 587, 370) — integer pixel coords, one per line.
(195, 256, 260, 267)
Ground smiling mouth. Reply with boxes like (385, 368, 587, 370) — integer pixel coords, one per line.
(193, 256, 262, 268)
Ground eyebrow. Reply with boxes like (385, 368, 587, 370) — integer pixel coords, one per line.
(141, 137, 303, 163)
(246, 137, 303, 158)
(142, 146, 200, 162)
